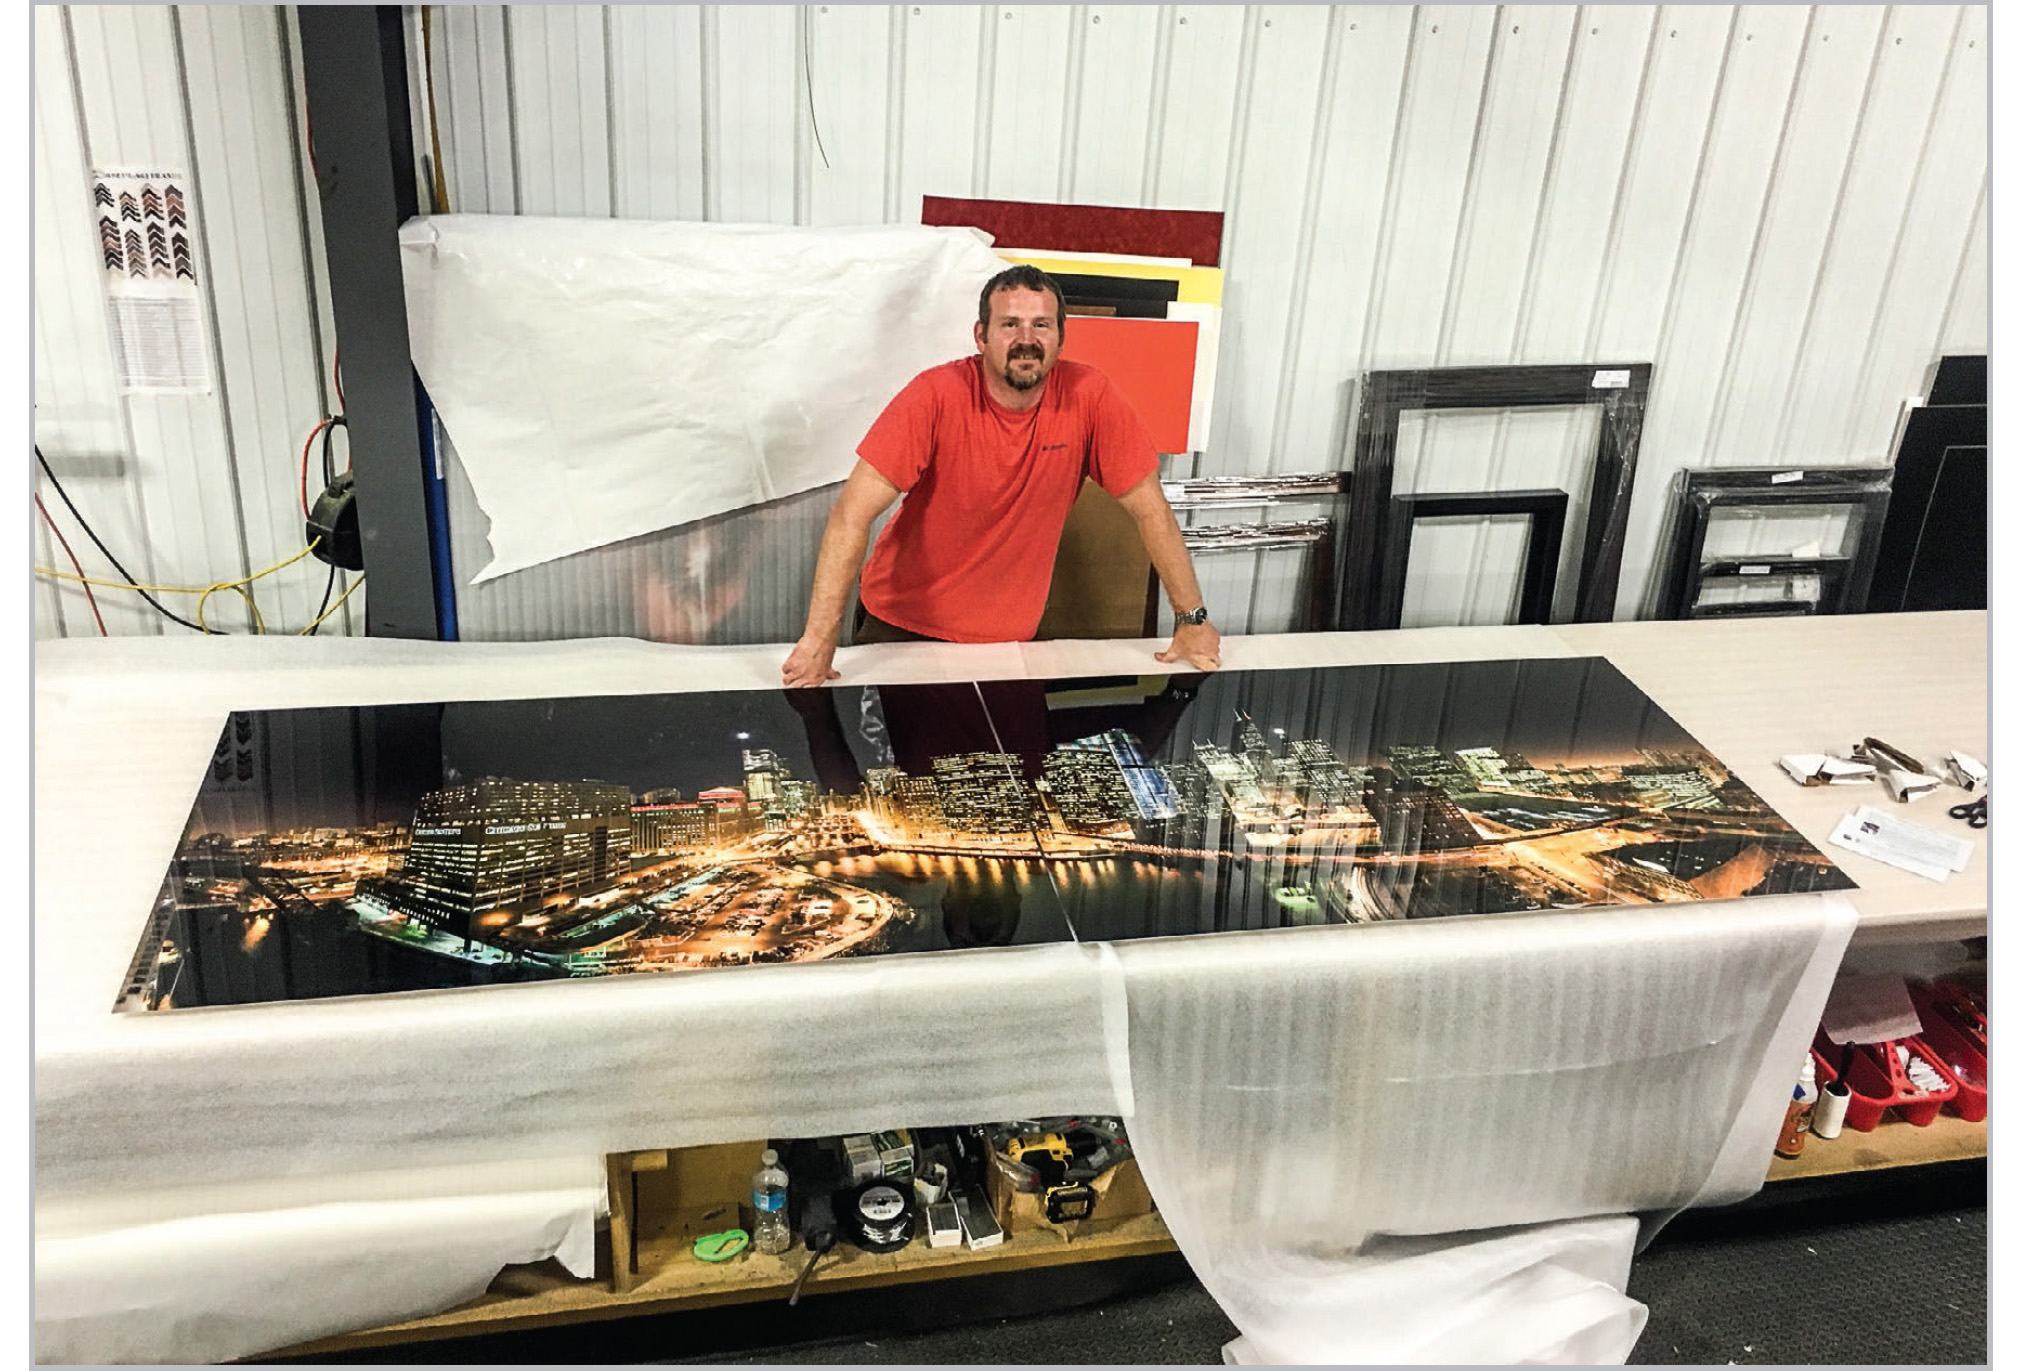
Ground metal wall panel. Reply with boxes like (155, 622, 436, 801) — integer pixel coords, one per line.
(33, 5, 355, 640)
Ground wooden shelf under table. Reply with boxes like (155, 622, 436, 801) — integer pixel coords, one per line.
(266, 1210, 1181, 1357)
(1765, 1112, 1986, 1183)
(269, 1114, 1987, 1359)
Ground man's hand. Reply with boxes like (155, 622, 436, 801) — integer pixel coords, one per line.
(1157, 620, 1221, 672)
(782, 633, 841, 688)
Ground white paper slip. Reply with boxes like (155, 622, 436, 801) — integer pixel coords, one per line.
(1829, 805, 1974, 882)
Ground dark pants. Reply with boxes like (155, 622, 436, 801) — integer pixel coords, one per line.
(852, 606, 1052, 780)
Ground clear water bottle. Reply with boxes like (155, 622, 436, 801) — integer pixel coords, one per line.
(752, 1148, 793, 1255)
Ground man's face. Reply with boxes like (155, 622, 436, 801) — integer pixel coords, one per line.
(974, 286, 1062, 393)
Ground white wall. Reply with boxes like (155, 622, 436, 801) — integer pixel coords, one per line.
(32, 5, 354, 639)
(33, 5, 1988, 640)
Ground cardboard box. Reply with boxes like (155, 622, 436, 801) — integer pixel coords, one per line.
(985, 1155, 1155, 1243)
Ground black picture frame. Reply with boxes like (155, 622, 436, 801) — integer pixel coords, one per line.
(1685, 558, 1848, 619)
(1337, 364, 1652, 630)
(1653, 468, 1893, 620)
(1867, 402, 1988, 613)
(1376, 490, 1568, 629)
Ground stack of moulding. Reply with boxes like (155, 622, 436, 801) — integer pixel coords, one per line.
(928, 198, 1226, 456)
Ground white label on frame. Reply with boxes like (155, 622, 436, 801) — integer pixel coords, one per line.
(1771, 470, 1804, 484)
(1740, 564, 1771, 576)
(1591, 369, 1630, 388)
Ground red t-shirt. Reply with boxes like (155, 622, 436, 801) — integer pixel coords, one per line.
(856, 356, 1162, 643)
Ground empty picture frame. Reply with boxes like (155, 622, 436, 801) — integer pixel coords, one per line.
(1378, 490, 1569, 629)
(1654, 467, 1893, 620)
(1337, 364, 1653, 631)
(1686, 558, 1847, 619)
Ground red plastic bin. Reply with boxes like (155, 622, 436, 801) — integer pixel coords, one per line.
(1910, 980, 1989, 1123)
(1811, 1029, 1958, 1130)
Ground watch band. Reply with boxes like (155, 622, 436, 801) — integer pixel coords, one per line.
(1175, 604, 1209, 626)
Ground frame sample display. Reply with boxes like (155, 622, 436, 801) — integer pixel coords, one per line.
(1337, 364, 1653, 631)
(1378, 490, 1568, 629)
(1653, 467, 1893, 620)
(124, 659, 1853, 1014)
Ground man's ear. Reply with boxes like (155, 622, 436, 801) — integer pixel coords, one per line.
(972, 318, 986, 352)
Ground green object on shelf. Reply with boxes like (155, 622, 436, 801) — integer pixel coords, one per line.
(693, 1229, 750, 1263)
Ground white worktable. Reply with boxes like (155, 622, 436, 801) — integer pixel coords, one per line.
(31, 612, 1982, 1364)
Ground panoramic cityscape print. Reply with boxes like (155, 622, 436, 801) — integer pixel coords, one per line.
(124, 659, 1853, 1012)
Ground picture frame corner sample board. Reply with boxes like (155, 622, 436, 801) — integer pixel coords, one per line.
(121, 656, 1854, 1016)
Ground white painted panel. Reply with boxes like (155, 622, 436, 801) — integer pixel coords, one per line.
(66, 3, 252, 631)
(1937, 183, 1988, 357)
(1705, 6, 1885, 469)
(1065, 5, 1161, 205)
(179, 4, 334, 636)
(1519, 7, 1657, 362)
(1853, 5, 1987, 450)
(895, 5, 987, 214)
(806, 4, 893, 227)
(1439, 6, 1580, 364)
(1363, 6, 1498, 367)
(32, 7, 152, 638)
(437, 6, 517, 212)
(1590, 7, 1734, 361)
(1776, 8, 1957, 460)
(1207, 5, 1333, 476)
(1147, 4, 1246, 212)
(1400, 514, 1533, 629)
(608, 6, 706, 221)
(709, 4, 800, 224)
(1275, 6, 1414, 476)
(981, 5, 1074, 203)
(505, 5, 611, 216)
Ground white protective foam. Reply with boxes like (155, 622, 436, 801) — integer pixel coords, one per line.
(399, 216, 1010, 582)
(1112, 894, 1856, 1364)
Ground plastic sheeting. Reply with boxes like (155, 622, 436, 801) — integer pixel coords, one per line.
(35, 635, 1853, 1364)
(399, 216, 1009, 582)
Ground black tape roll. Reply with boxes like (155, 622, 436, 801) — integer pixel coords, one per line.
(844, 1179, 916, 1253)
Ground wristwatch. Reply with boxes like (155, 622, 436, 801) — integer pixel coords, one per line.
(1174, 604, 1210, 626)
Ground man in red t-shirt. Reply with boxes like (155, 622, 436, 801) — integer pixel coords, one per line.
(781, 265, 1221, 687)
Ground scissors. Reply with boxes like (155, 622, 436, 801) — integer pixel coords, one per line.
(1948, 795, 1988, 828)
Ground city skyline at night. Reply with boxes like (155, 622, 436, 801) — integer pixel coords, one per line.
(130, 658, 1854, 1013)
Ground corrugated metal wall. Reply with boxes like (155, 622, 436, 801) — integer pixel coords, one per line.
(32, 5, 357, 640)
(429, 2, 1987, 641)
(34, 5, 1987, 641)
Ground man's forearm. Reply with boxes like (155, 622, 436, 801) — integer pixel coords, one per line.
(1119, 481, 1207, 614)
(800, 509, 874, 644)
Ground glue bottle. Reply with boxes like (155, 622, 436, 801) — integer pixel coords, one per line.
(752, 1148, 793, 1256)
(1774, 1058, 1818, 1158)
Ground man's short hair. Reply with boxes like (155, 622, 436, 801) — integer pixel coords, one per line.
(977, 265, 1066, 332)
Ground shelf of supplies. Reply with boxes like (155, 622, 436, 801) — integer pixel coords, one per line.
(264, 1209, 1180, 1358)
(1765, 1111, 1986, 1183)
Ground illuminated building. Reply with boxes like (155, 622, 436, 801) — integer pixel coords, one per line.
(932, 752, 1036, 834)
(891, 775, 947, 835)
(1385, 745, 1473, 794)
(390, 778, 634, 939)
(640, 787, 685, 805)
(1618, 762, 1720, 810)
(1044, 744, 1137, 832)
(698, 786, 746, 805)
(742, 748, 784, 803)
(1286, 739, 1354, 809)
(1235, 712, 1278, 785)
(1047, 731, 1181, 830)
(1361, 767, 1483, 852)
(631, 799, 763, 854)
